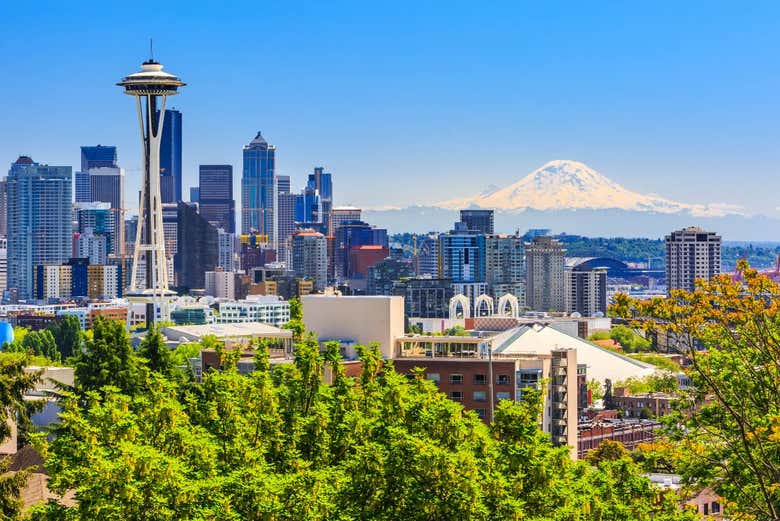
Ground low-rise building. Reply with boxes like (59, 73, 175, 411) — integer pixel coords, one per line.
(301, 295, 404, 359)
(613, 389, 677, 418)
(215, 295, 290, 327)
(393, 336, 578, 458)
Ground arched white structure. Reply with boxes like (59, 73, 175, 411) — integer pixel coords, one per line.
(474, 294, 494, 317)
(497, 293, 520, 318)
(449, 294, 471, 319)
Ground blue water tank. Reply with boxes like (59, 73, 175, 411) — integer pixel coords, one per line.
(0, 322, 14, 349)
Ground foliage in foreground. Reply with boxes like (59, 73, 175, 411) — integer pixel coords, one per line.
(0, 353, 42, 520)
(21, 327, 696, 521)
(613, 260, 780, 520)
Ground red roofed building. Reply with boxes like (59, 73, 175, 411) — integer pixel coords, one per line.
(348, 245, 389, 278)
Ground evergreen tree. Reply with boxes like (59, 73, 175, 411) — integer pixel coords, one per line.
(138, 327, 176, 378)
(73, 317, 145, 397)
(46, 315, 82, 360)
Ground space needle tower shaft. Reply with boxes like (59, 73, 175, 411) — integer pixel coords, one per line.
(117, 51, 185, 327)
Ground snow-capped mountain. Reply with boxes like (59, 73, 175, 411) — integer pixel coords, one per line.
(438, 160, 743, 217)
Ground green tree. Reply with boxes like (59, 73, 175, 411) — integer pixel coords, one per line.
(138, 327, 176, 378)
(32, 331, 697, 520)
(0, 353, 42, 519)
(73, 317, 145, 397)
(613, 260, 780, 519)
(46, 315, 82, 360)
(587, 379, 604, 401)
(610, 325, 651, 352)
(282, 298, 305, 343)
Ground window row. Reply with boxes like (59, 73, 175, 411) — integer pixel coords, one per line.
(428, 373, 511, 385)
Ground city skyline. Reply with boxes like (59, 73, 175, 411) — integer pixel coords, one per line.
(3, 2, 780, 218)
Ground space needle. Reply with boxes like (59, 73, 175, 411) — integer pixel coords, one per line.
(117, 50, 185, 327)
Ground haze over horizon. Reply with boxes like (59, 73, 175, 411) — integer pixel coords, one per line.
(3, 1, 780, 219)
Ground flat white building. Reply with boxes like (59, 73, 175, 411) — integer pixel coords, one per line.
(216, 295, 290, 327)
(301, 295, 404, 359)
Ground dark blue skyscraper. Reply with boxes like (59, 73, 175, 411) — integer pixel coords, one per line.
(241, 132, 276, 245)
(158, 109, 182, 203)
(198, 164, 235, 233)
(76, 145, 117, 203)
(81, 145, 117, 171)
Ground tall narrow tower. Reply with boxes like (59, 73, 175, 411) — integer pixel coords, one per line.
(117, 56, 185, 327)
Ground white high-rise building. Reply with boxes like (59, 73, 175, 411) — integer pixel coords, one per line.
(665, 227, 721, 294)
(217, 229, 236, 271)
(525, 236, 566, 312)
(205, 269, 235, 300)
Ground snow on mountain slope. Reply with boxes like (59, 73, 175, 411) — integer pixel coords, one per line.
(438, 160, 743, 217)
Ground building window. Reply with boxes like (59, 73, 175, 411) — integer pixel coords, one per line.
(449, 374, 463, 385)
(450, 391, 463, 402)
(497, 392, 511, 401)
(703, 503, 708, 515)
(426, 372, 440, 384)
(473, 374, 487, 385)
(497, 374, 510, 385)
(711, 502, 720, 514)
(475, 408, 486, 419)
(473, 391, 487, 402)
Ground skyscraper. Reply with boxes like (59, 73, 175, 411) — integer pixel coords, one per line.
(276, 175, 291, 194)
(158, 109, 182, 203)
(118, 57, 185, 326)
(330, 206, 361, 235)
(0, 177, 7, 237)
(460, 209, 494, 235)
(81, 145, 118, 171)
(89, 167, 125, 254)
(198, 164, 235, 233)
(75, 202, 116, 256)
(217, 228, 236, 271)
(665, 226, 722, 294)
(485, 233, 524, 304)
(277, 191, 298, 265)
(311, 167, 333, 235)
(525, 235, 566, 312)
(415, 234, 439, 277)
(565, 260, 607, 317)
(334, 220, 388, 280)
(174, 202, 218, 290)
(242, 132, 276, 245)
(291, 230, 328, 292)
(7, 157, 72, 300)
(438, 222, 487, 309)
(76, 145, 118, 203)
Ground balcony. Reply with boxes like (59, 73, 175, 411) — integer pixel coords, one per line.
(552, 384, 567, 393)
(553, 367, 567, 377)
(552, 418, 568, 427)
(552, 401, 567, 410)
(553, 435, 569, 446)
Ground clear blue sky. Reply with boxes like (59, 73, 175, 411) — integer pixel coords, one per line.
(3, 1, 779, 215)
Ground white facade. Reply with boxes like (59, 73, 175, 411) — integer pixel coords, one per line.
(205, 270, 235, 300)
(216, 295, 290, 327)
(77, 229, 108, 265)
(301, 295, 405, 359)
(217, 229, 236, 271)
(0, 237, 7, 293)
